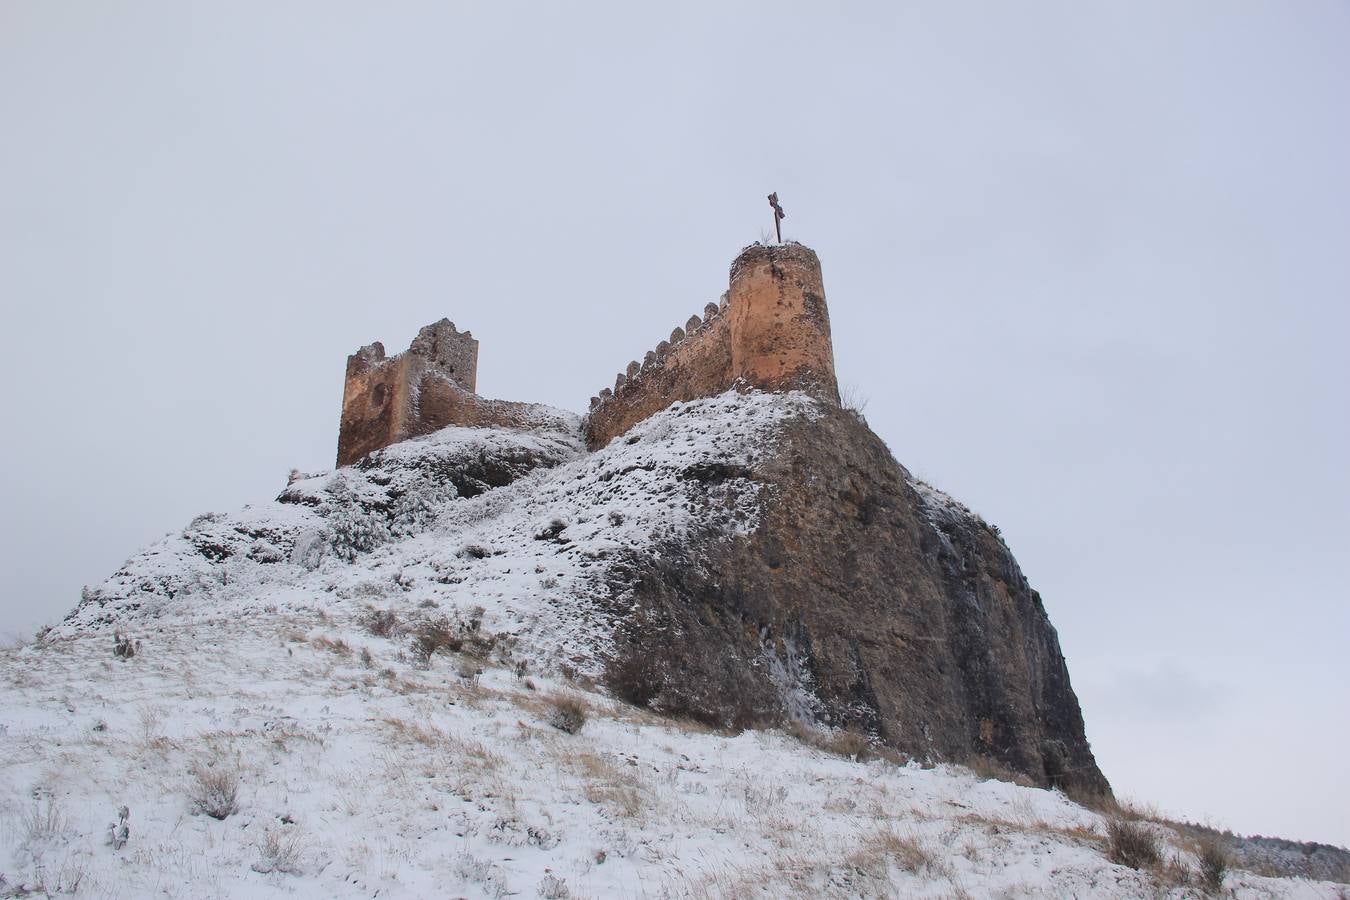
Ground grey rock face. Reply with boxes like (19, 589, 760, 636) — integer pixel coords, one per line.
(603, 403, 1110, 800)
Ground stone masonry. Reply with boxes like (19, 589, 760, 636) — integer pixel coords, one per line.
(337, 319, 552, 467)
(337, 243, 840, 465)
(582, 242, 840, 449)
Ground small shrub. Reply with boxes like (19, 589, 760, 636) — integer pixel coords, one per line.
(545, 694, 587, 734)
(537, 871, 570, 898)
(252, 827, 304, 875)
(1197, 836, 1228, 892)
(1107, 817, 1161, 870)
(410, 617, 461, 666)
(407, 608, 499, 666)
(840, 383, 870, 423)
(362, 607, 402, 638)
(360, 647, 374, 668)
(113, 632, 139, 659)
(189, 761, 240, 819)
(107, 805, 130, 850)
(326, 502, 391, 560)
(459, 543, 490, 559)
(23, 792, 67, 844)
(533, 518, 568, 542)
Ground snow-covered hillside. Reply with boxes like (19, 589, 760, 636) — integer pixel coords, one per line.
(4, 391, 1344, 897)
(61, 392, 818, 675)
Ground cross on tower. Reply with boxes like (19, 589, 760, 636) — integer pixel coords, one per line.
(767, 192, 785, 244)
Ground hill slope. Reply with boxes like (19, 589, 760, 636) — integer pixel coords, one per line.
(5, 390, 1343, 897)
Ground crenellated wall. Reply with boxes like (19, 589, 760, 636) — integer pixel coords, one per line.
(337, 243, 840, 465)
(583, 242, 839, 450)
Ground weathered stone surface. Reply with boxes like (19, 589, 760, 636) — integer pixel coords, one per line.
(584, 243, 841, 450)
(337, 319, 549, 467)
(602, 403, 1110, 800)
(407, 318, 478, 393)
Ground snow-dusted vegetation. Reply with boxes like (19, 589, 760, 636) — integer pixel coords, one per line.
(3, 392, 1344, 897)
(4, 616, 1343, 898)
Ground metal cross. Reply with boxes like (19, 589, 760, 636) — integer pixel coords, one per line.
(767, 192, 785, 243)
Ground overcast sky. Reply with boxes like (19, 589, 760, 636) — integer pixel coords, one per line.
(2, 1, 1346, 848)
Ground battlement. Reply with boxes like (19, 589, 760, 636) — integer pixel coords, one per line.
(582, 242, 839, 449)
(336, 242, 839, 465)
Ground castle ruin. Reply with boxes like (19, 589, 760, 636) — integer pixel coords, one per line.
(336, 242, 840, 464)
(584, 242, 839, 449)
(337, 319, 544, 467)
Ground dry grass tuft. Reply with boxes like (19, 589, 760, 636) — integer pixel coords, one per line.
(567, 752, 645, 820)
(188, 759, 240, 819)
(309, 635, 352, 656)
(381, 716, 446, 747)
(963, 754, 1036, 788)
(544, 693, 587, 734)
(1106, 816, 1161, 870)
(787, 723, 909, 766)
(845, 827, 935, 878)
(361, 607, 403, 638)
(252, 827, 305, 875)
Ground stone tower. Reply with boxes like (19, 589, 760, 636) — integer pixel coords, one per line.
(728, 242, 840, 403)
(582, 241, 840, 449)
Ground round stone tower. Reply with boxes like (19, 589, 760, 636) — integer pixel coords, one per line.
(728, 242, 840, 404)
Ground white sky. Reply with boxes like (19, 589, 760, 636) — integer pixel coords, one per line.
(1, 1, 1346, 848)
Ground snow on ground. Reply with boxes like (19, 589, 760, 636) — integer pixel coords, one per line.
(59, 391, 819, 677)
(7, 389, 1344, 897)
(2, 613, 1342, 898)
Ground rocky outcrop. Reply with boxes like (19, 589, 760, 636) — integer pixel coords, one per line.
(603, 402, 1111, 800)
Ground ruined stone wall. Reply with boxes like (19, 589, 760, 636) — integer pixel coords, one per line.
(583, 242, 839, 450)
(337, 319, 488, 466)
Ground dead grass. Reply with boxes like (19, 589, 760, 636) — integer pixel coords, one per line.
(565, 751, 645, 820)
(845, 827, 936, 879)
(544, 693, 587, 734)
(963, 754, 1037, 788)
(1107, 816, 1162, 870)
(188, 759, 241, 819)
(786, 723, 909, 766)
(309, 635, 352, 656)
(361, 606, 403, 638)
(381, 716, 446, 747)
(948, 809, 1104, 848)
(252, 827, 306, 875)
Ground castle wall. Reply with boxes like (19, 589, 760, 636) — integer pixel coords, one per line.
(582, 307, 736, 451)
(337, 343, 414, 467)
(337, 320, 484, 467)
(583, 243, 838, 450)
